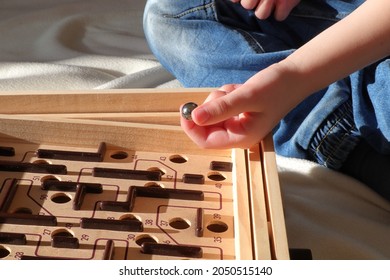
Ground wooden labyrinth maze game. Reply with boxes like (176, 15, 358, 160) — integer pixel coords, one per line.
(0, 89, 289, 260)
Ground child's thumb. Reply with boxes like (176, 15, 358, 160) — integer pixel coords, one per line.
(192, 93, 243, 126)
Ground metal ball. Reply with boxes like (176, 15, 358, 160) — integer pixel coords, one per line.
(181, 102, 198, 121)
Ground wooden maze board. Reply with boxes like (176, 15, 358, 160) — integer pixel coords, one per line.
(0, 89, 289, 260)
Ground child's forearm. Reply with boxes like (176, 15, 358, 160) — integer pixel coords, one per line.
(281, 0, 390, 101)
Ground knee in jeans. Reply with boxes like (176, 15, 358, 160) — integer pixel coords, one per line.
(143, 0, 178, 52)
(143, 0, 163, 41)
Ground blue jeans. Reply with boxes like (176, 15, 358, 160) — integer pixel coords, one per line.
(143, 0, 390, 170)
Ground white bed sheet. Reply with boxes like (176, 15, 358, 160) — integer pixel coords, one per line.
(0, 0, 388, 259)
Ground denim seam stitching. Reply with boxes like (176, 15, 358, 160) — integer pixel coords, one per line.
(235, 29, 265, 53)
(165, 2, 216, 19)
(313, 114, 344, 153)
(324, 123, 356, 166)
(290, 14, 339, 22)
(290, 11, 350, 22)
(312, 107, 355, 166)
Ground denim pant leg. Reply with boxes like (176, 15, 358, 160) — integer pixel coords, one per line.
(143, 0, 295, 87)
(350, 60, 390, 155)
(144, 0, 364, 87)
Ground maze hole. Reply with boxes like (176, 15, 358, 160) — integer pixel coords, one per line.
(51, 228, 74, 238)
(119, 214, 142, 222)
(51, 193, 72, 204)
(207, 221, 228, 233)
(41, 175, 61, 183)
(110, 151, 129, 160)
(169, 217, 191, 230)
(0, 246, 11, 259)
(13, 207, 33, 214)
(169, 155, 188, 164)
(144, 182, 164, 188)
(33, 159, 51, 165)
(147, 167, 166, 176)
(207, 172, 226, 181)
(135, 234, 158, 246)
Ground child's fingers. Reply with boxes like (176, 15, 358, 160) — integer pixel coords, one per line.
(254, 0, 275, 20)
(181, 108, 266, 149)
(180, 83, 267, 149)
(179, 114, 207, 147)
(180, 85, 240, 123)
(219, 84, 242, 93)
(203, 84, 242, 104)
(191, 86, 255, 126)
(240, 0, 261, 10)
(203, 89, 227, 104)
(273, 0, 301, 21)
(180, 109, 231, 149)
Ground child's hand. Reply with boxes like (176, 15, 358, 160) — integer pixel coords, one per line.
(231, 0, 301, 21)
(180, 62, 303, 149)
